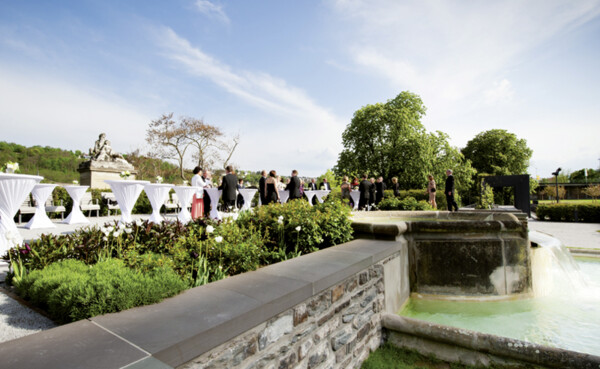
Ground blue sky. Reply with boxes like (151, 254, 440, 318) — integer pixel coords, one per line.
(1, 0, 599, 178)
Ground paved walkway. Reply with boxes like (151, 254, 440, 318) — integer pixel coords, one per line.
(528, 219, 600, 249)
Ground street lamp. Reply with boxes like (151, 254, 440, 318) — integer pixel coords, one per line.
(551, 167, 561, 203)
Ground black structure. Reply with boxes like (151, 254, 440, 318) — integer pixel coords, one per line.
(483, 175, 531, 217)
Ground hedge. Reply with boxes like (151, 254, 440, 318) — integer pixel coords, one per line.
(535, 203, 600, 222)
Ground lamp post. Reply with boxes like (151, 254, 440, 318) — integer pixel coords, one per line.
(551, 167, 561, 203)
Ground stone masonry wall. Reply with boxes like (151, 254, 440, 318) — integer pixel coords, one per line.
(180, 255, 399, 369)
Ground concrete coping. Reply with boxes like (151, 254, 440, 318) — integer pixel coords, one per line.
(0, 238, 401, 369)
(382, 313, 600, 369)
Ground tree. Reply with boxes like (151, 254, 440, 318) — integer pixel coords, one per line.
(462, 129, 532, 176)
(146, 113, 190, 180)
(583, 184, 600, 201)
(334, 91, 475, 192)
(541, 185, 565, 201)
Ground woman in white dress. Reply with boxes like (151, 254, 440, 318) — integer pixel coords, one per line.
(191, 166, 205, 220)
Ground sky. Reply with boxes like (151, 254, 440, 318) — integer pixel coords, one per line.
(1, 0, 599, 178)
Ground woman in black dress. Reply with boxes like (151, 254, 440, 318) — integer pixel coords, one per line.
(264, 170, 280, 204)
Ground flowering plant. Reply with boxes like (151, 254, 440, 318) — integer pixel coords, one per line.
(72, 180, 79, 185)
(183, 180, 189, 186)
(3, 161, 19, 173)
(120, 170, 131, 179)
(156, 176, 163, 184)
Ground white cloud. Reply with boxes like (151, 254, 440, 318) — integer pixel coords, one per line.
(194, 0, 230, 24)
(484, 79, 514, 105)
(154, 27, 346, 175)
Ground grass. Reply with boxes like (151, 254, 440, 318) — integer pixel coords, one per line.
(535, 199, 598, 205)
(361, 344, 542, 369)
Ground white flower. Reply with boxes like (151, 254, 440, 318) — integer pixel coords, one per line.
(277, 215, 284, 225)
(113, 230, 122, 237)
(295, 226, 301, 232)
(103, 236, 108, 241)
(206, 225, 215, 234)
(135, 219, 144, 227)
(183, 180, 189, 186)
(7, 162, 19, 171)
(215, 236, 223, 243)
(232, 213, 239, 221)
(72, 180, 79, 185)
(118, 223, 126, 230)
(124, 228, 133, 234)
(156, 176, 163, 184)
(5, 229, 22, 247)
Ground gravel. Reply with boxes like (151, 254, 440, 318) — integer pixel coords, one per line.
(0, 286, 56, 344)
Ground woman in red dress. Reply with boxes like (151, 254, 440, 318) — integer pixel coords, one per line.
(191, 166, 205, 219)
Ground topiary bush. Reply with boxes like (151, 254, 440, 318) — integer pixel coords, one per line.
(17, 258, 186, 323)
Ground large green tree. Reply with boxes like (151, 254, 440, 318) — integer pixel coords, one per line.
(334, 91, 475, 191)
(461, 129, 532, 176)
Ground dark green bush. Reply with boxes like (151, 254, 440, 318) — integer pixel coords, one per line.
(17, 259, 186, 323)
(378, 196, 432, 211)
(536, 203, 600, 222)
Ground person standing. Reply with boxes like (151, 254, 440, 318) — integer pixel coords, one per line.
(191, 166, 205, 220)
(391, 177, 400, 197)
(259, 170, 267, 206)
(264, 170, 280, 204)
(202, 170, 213, 218)
(286, 170, 302, 200)
(308, 178, 317, 191)
(375, 176, 386, 205)
(427, 174, 437, 209)
(237, 178, 245, 209)
(358, 173, 371, 210)
(340, 176, 352, 206)
(369, 177, 376, 207)
(320, 178, 331, 191)
(445, 169, 458, 212)
(219, 165, 238, 211)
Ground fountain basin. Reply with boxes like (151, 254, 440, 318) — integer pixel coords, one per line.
(351, 211, 531, 300)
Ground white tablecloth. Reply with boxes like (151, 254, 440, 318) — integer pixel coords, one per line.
(63, 185, 90, 225)
(238, 189, 257, 211)
(350, 191, 360, 211)
(25, 184, 57, 229)
(304, 190, 317, 206)
(314, 190, 330, 203)
(278, 190, 290, 204)
(173, 186, 198, 224)
(205, 188, 222, 220)
(0, 173, 43, 255)
(105, 180, 150, 224)
(144, 183, 174, 224)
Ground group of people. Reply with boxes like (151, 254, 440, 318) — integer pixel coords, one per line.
(188, 166, 460, 220)
(339, 170, 459, 212)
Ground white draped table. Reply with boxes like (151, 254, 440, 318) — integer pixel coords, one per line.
(314, 190, 330, 203)
(278, 189, 290, 204)
(238, 189, 257, 211)
(204, 188, 222, 220)
(63, 185, 90, 225)
(105, 180, 150, 224)
(0, 173, 43, 255)
(26, 183, 57, 229)
(304, 190, 317, 206)
(350, 191, 360, 211)
(144, 183, 174, 224)
(173, 186, 199, 224)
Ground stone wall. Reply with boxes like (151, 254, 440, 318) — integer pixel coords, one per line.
(183, 260, 394, 369)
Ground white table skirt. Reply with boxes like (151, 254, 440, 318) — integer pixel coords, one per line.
(105, 180, 149, 224)
(0, 173, 43, 255)
(278, 190, 290, 204)
(173, 186, 198, 224)
(304, 190, 317, 206)
(26, 184, 57, 229)
(63, 185, 90, 225)
(349, 191, 361, 211)
(204, 188, 222, 220)
(238, 189, 257, 211)
(144, 184, 174, 224)
(314, 190, 330, 203)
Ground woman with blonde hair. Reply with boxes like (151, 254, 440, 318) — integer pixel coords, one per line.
(427, 174, 437, 209)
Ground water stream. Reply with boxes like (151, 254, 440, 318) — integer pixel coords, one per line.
(400, 230, 600, 356)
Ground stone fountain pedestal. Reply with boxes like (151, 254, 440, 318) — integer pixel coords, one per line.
(78, 161, 137, 189)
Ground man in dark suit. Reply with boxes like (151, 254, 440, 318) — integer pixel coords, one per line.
(445, 169, 459, 212)
(258, 170, 267, 206)
(236, 178, 245, 209)
(369, 177, 376, 207)
(375, 176, 386, 205)
(202, 170, 211, 217)
(219, 165, 238, 211)
(358, 173, 371, 210)
(320, 178, 331, 191)
(308, 178, 317, 191)
(286, 170, 302, 200)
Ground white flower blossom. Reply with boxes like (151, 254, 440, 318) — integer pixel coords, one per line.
(124, 228, 133, 234)
(135, 219, 144, 227)
(232, 213, 239, 221)
(103, 236, 108, 241)
(113, 230, 122, 237)
(215, 236, 223, 243)
(295, 226, 301, 232)
(206, 225, 215, 234)
(5, 229, 22, 247)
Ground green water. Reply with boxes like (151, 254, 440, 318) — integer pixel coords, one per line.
(400, 257, 600, 356)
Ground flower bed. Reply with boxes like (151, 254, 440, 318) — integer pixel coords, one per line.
(3, 198, 353, 323)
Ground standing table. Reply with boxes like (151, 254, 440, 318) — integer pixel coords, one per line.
(304, 190, 317, 206)
(350, 191, 360, 211)
(0, 173, 43, 255)
(105, 180, 150, 224)
(173, 186, 198, 224)
(63, 185, 91, 225)
(204, 188, 222, 220)
(314, 190, 330, 203)
(144, 183, 174, 224)
(238, 189, 257, 211)
(26, 183, 58, 229)
(278, 190, 290, 204)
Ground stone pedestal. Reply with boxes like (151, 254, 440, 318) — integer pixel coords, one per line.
(78, 161, 137, 189)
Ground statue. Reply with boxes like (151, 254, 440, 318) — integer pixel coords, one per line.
(89, 133, 128, 164)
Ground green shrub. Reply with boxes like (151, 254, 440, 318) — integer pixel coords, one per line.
(17, 259, 186, 323)
(378, 196, 432, 211)
(536, 203, 600, 222)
